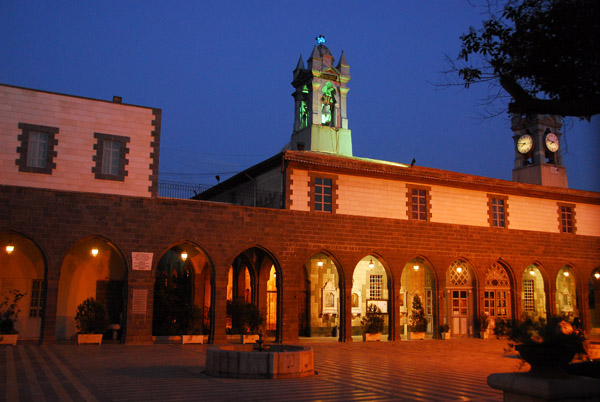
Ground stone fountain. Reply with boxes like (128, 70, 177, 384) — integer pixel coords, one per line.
(205, 332, 314, 379)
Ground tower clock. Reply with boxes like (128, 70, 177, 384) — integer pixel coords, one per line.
(511, 114, 567, 188)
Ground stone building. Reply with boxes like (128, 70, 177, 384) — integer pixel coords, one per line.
(1, 41, 599, 345)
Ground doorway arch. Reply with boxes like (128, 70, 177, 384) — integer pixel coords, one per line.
(445, 259, 477, 337)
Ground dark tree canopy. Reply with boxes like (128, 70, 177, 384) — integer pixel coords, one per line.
(457, 0, 600, 118)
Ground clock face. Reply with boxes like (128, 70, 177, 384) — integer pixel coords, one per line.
(517, 134, 533, 154)
(545, 132, 559, 152)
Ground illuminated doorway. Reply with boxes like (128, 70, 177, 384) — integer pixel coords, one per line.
(446, 260, 476, 337)
(400, 257, 436, 338)
(351, 256, 390, 338)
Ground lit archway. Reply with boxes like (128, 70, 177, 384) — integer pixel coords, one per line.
(56, 237, 126, 340)
(482, 261, 514, 327)
(227, 247, 281, 341)
(521, 264, 547, 320)
(0, 232, 45, 341)
(445, 259, 477, 337)
(300, 252, 342, 339)
(556, 266, 578, 318)
(351, 256, 390, 339)
(401, 257, 436, 339)
(589, 269, 600, 331)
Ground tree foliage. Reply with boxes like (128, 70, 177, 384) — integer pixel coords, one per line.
(456, 0, 600, 118)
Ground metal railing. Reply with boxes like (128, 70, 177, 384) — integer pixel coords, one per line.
(157, 181, 283, 209)
(158, 181, 211, 199)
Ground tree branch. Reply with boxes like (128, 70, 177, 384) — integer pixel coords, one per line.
(500, 76, 600, 119)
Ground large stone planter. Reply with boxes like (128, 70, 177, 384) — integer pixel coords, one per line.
(409, 332, 425, 340)
(441, 332, 450, 340)
(77, 334, 103, 345)
(205, 344, 314, 379)
(0, 334, 18, 346)
(515, 343, 575, 376)
(363, 332, 381, 342)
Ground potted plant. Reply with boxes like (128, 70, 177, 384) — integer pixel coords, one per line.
(479, 314, 490, 339)
(506, 316, 586, 376)
(181, 304, 206, 344)
(75, 298, 109, 345)
(440, 323, 451, 340)
(226, 298, 264, 344)
(0, 289, 25, 346)
(408, 294, 428, 340)
(361, 304, 384, 341)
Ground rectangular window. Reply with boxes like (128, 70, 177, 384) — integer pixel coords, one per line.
(16, 123, 59, 174)
(369, 275, 382, 300)
(426, 289, 433, 315)
(488, 194, 508, 228)
(93, 133, 130, 181)
(29, 279, 44, 318)
(406, 185, 430, 221)
(559, 204, 575, 234)
(27, 131, 49, 168)
(492, 198, 505, 227)
(102, 140, 121, 175)
(314, 177, 332, 212)
(523, 279, 535, 312)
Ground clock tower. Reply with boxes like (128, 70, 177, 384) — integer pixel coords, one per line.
(511, 114, 568, 188)
(288, 36, 352, 156)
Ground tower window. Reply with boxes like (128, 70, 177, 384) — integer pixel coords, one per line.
(406, 185, 431, 221)
(16, 123, 59, 174)
(92, 133, 130, 181)
(558, 203, 576, 234)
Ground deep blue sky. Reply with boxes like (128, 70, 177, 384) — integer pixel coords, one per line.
(2, 1, 598, 191)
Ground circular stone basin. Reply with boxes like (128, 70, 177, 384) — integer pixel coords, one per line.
(205, 344, 314, 379)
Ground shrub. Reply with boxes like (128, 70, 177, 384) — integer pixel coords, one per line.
(0, 289, 25, 334)
(75, 298, 109, 334)
(226, 298, 264, 335)
(360, 304, 384, 334)
(408, 294, 428, 333)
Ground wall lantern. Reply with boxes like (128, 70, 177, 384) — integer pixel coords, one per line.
(563, 271, 570, 277)
(6, 243, 15, 254)
(368, 260, 375, 270)
(529, 268, 536, 276)
(413, 265, 420, 271)
(91, 247, 99, 257)
(456, 266, 462, 274)
(317, 259, 324, 268)
(594, 272, 600, 280)
(181, 251, 188, 261)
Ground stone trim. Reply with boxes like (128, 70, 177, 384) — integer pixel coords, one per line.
(406, 184, 432, 222)
(308, 172, 338, 213)
(92, 133, 130, 181)
(15, 123, 59, 174)
(487, 194, 509, 229)
(148, 109, 162, 197)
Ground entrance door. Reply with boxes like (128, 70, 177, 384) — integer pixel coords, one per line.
(451, 290, 468, 336)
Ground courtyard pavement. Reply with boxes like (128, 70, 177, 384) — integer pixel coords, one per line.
(1, 338, 529, 402)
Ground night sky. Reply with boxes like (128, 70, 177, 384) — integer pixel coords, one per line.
(2, 1, 598, 191)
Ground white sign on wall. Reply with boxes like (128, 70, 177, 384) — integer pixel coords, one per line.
(132, 252, 153, 271)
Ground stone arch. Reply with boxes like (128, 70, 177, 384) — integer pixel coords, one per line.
(400, 256, 437, 339)
(226, 245, 283, 342)
(56, 236, 127, 341)
(152, 241, 214, 343)
(0, 231, 47, 341)
(299, 250, 345, 340)
(351, 254, 393, 340)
